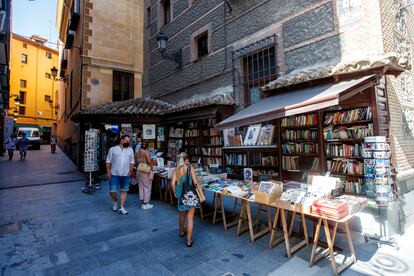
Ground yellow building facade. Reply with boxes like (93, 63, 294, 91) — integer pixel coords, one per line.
(9, 33, 59, 141)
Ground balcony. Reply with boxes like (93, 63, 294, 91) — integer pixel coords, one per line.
(69, 0, 80, 31)
(64, 30, 75, 49)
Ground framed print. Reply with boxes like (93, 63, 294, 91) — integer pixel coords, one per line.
(157, 127, 165, 142)
(143, 124, 156, 139)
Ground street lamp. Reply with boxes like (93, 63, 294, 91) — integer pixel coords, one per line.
(50, 66, 58, 80)
(155, 32, 183, 69)
(10, 94, 21, 106)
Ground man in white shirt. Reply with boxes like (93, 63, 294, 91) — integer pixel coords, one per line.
(106, 135, 134, 215)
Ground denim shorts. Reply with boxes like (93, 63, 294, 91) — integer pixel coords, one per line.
(110, 176, 130, 192)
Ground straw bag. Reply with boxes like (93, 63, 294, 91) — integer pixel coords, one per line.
(137, 163, 151, 174)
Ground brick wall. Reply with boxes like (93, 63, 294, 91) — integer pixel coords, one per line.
(379, 0, 414, 173)
(144, 0, 341, 101)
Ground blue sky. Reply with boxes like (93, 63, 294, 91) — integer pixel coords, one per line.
(12, 0, 59, 49)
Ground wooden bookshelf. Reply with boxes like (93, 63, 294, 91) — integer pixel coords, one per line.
(223, 120, 280, 181)
(322, 106, 373, 194)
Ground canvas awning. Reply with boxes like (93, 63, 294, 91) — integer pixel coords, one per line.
(216, 75, 377, 130)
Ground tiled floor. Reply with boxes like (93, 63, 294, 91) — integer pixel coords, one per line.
(0, 146, 413, 275)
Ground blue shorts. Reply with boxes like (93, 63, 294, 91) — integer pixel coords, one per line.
(110, 176, 130, 192)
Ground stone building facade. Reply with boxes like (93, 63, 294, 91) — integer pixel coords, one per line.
(144, 0, 414, 227)
(56, 0, 144, 164)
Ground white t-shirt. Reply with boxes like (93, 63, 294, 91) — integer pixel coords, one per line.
(106, 145, 134, 176)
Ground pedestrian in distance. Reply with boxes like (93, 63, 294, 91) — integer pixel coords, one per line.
(5, 134, 16, 161)
(19, 132, 29, 160)
(50, 135, 57, 153)
(171, 153, 200, 247)
(105, 134, 135, 215)
(135, 140, 154, 210)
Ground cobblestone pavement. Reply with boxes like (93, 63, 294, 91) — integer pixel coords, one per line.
(1, 146, 413, 275)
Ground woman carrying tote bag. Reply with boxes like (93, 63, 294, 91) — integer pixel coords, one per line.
(135, 141, 154, 209)
(171, 152, 200, 247)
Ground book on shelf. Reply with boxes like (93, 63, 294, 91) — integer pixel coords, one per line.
(257, 124, 275, 145)
(343, 180, 364, 195)
(225, 153, 247, 166)
(244, 124, 261, 146)
(282, 129, 318, 140)
(327, 159, 364, 175)
(250, 152, 278, 167)
(169, 127, 184, 138)
(203, 157, 222, 166)
(187, 122, 199, 128)
(223, 128, 235, 147)
(323, 124, 374, 140)
(201, 147, 222, 156)
(325, 143, 363, 157)
(283, 156, 319, 171)
(202, 128, 220, 136)
(282, 142, 318, 154)
(324, 107, 372, 125)
(185, 129, 199, 137)
(281, 114, 317, 127)
(234, 135, 243, 146)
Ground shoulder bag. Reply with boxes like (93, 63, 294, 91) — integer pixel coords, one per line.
(180, 165, 204, 207)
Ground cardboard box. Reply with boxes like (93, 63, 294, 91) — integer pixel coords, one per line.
(255, 181, 283, 205)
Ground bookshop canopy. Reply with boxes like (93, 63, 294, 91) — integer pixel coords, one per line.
(216, 75, 376, 130)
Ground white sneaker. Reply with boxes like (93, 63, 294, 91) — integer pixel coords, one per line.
(112, 202, 118, 212)
(142, 204, 154, 210)
(119, 206, 128, 215)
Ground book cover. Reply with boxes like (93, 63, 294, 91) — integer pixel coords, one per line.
(244, 124, 261, 146)
(257, 124, 275, 145)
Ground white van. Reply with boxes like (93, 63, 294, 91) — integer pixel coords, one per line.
(16, 127, 41, 150)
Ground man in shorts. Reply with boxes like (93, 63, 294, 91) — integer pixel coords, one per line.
(105, 135, 134, 215)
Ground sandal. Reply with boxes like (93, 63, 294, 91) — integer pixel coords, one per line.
(186, 240, 193, 247)
(179, 231, 187, 237)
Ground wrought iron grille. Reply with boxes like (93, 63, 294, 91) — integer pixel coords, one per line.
(232, 34, 278, 108)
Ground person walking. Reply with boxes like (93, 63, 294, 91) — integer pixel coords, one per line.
(135, 141, 154, 209)
(5, 134, 16, 161)
(19, 132, 29, 160)
(171, 153, 200, 247)
(50, 135, 57, 153)
(106, 134, 135, 215)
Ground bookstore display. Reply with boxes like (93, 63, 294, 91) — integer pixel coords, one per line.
(363, 136, 393, 206)
(223, 122, 279, 181)
(323, 107, 373, 195)
(84, 129, 99, 172)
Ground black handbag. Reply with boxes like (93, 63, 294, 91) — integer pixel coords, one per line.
(180, 165, 200, 207)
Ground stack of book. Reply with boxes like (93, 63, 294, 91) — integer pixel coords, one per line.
(311, 199, 349, 220)
(324, 107, 372, 124)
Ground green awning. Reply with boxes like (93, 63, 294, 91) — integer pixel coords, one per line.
(14, 124, 42, 131)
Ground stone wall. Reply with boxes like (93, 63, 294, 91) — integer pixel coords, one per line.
(144, 0, 343, 101)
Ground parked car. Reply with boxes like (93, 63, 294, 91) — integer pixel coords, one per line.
(16, 127, 41, 150)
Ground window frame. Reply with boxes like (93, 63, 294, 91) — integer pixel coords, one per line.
(46, 52, 52, 59)
(20, 79, 27, 88)
(21, 54, 28, 64)
(242, 46, 277, 107)
(190, 24, 212, 62)
(44, 95, 51, 102)
(19, 91, 26, 105)
(112, 70, 134, 102)
(18, 106, 26, 115)
(160, 0, 171, 27)
(196, 32, 209, 59)
(23, 43, 27, 49)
